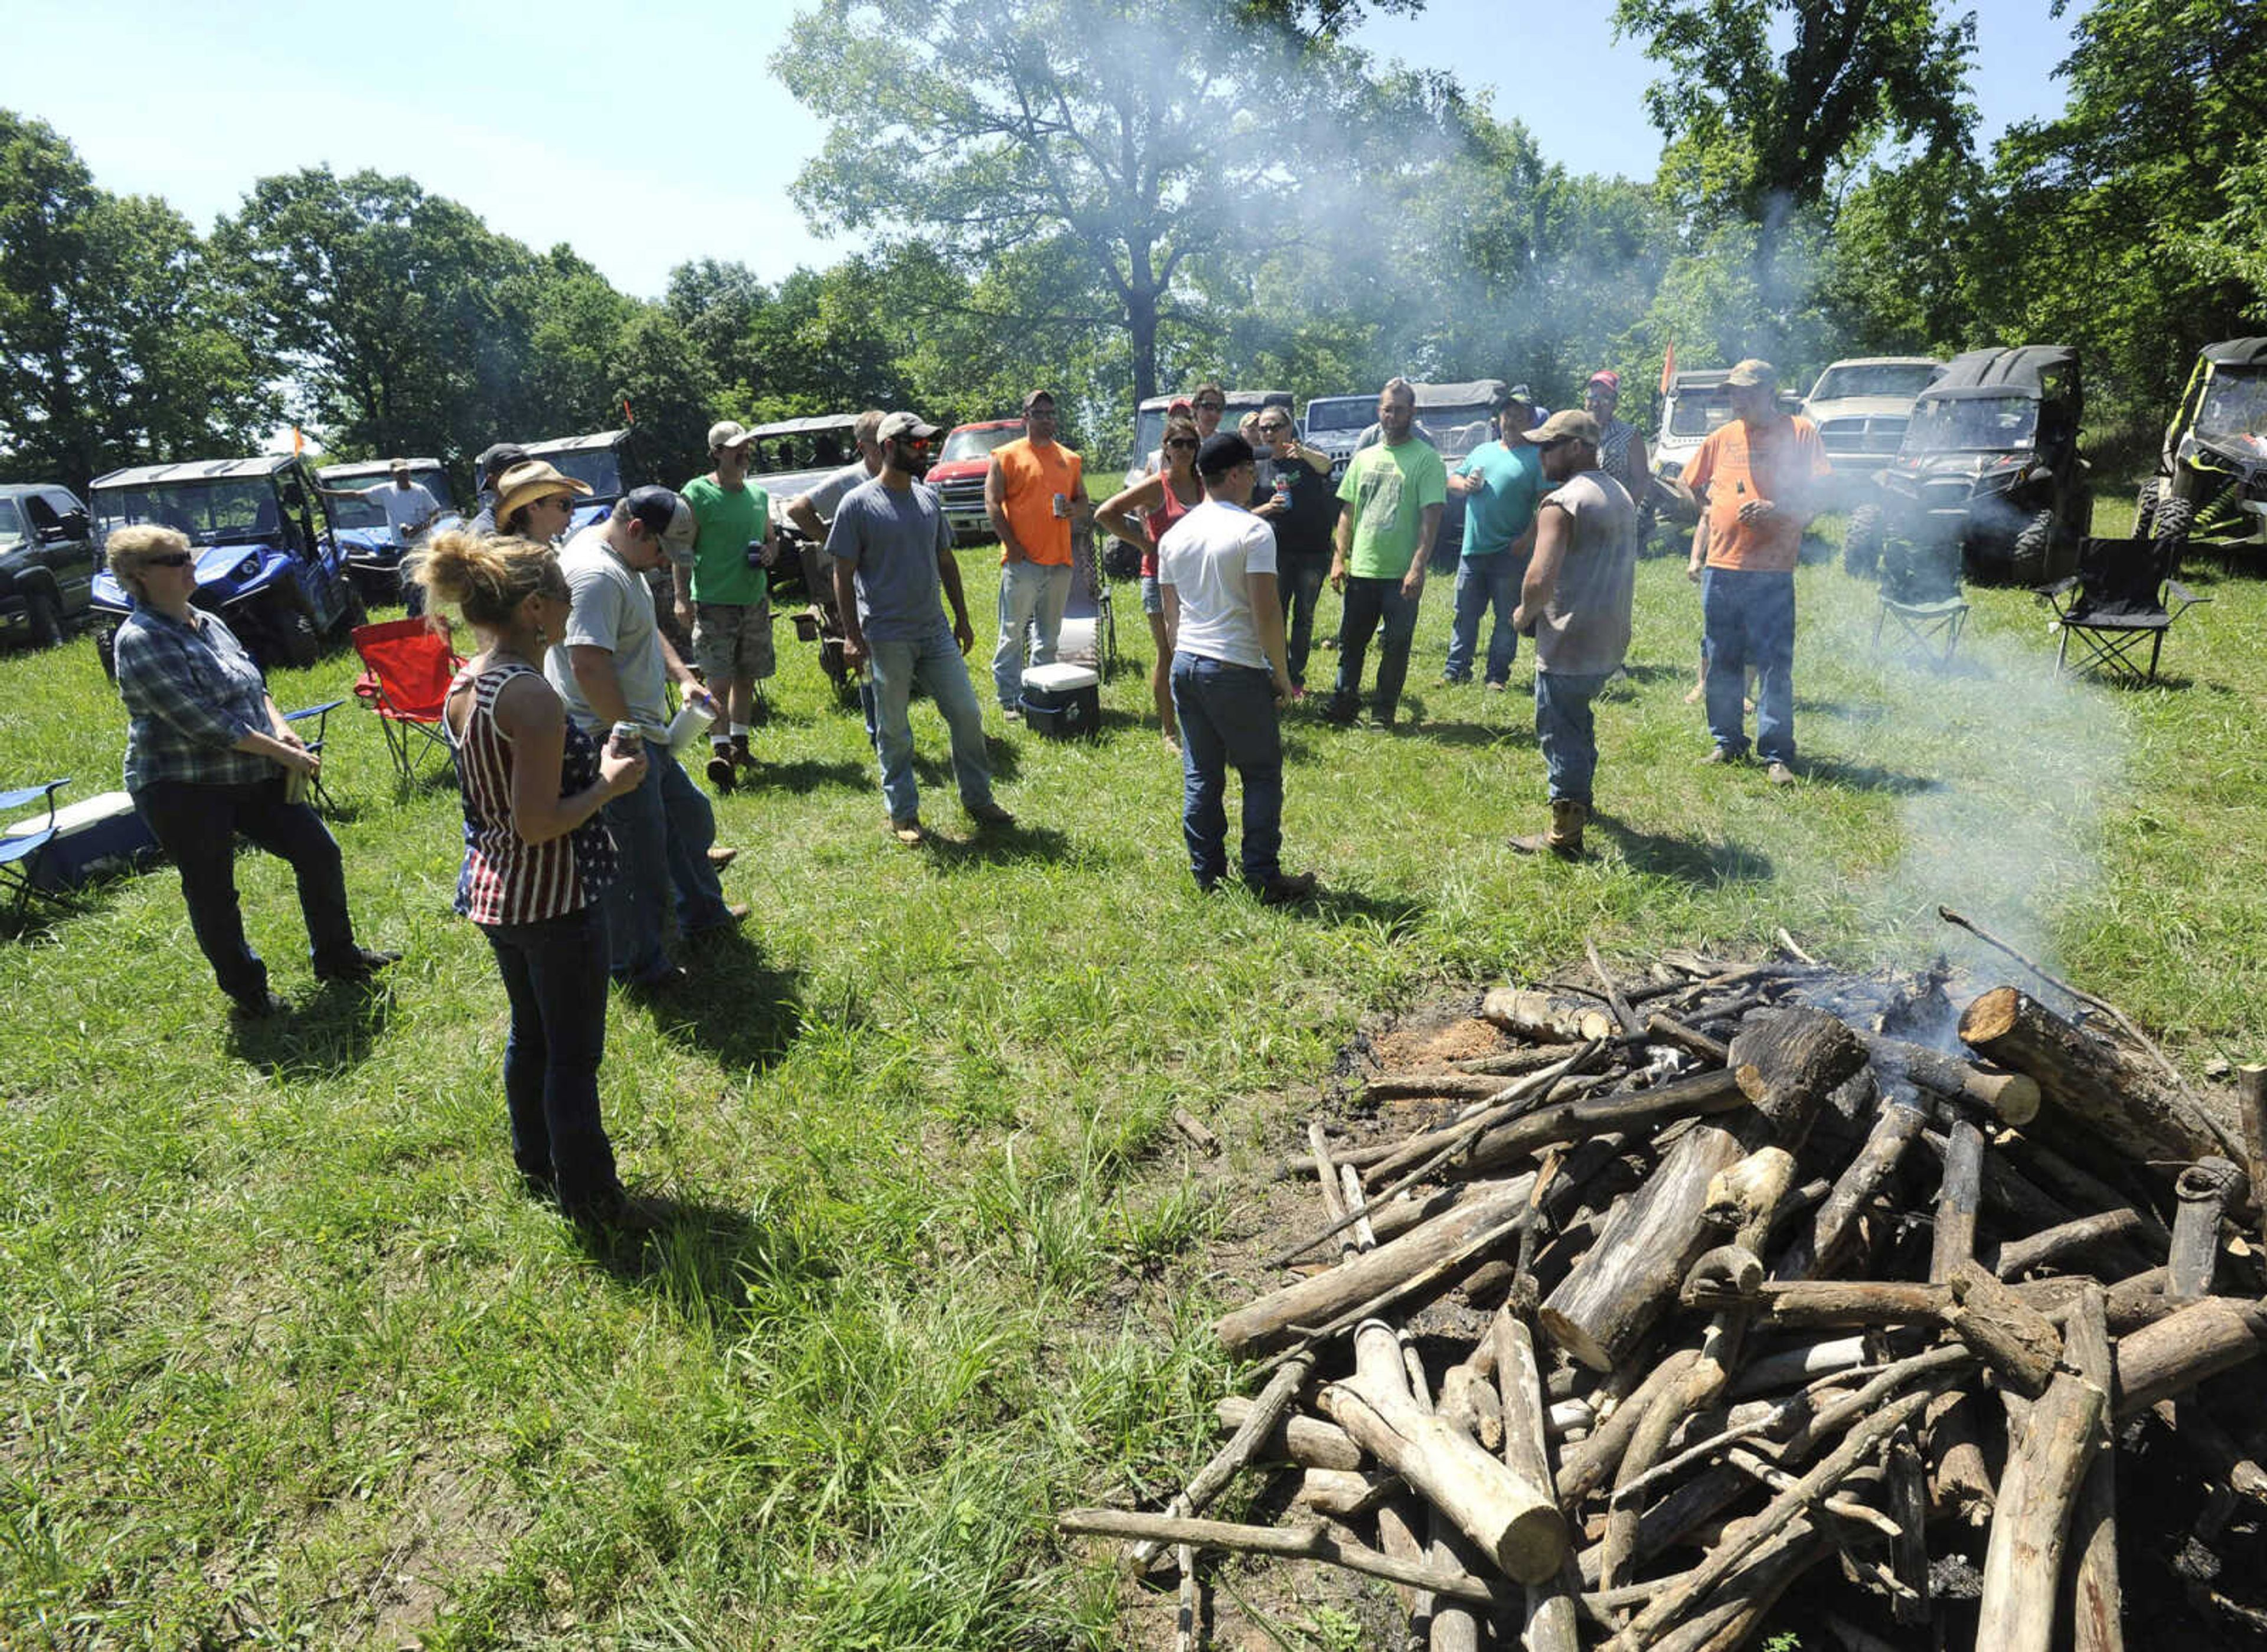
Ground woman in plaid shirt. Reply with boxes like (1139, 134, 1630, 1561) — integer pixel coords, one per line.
(109, 526, 397, 1021)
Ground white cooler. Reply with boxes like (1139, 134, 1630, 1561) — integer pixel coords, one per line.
(1020, 662, 1100, 740)
(3, 791, 159, 889)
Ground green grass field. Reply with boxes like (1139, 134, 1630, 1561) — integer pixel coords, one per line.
(4, 505, 2264, 1647)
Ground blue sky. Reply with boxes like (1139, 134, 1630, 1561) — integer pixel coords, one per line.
(0, 0, 2077, 299)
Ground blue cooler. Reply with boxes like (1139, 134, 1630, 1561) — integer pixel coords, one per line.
(2, 791, 159, 889)
(1020, 663, 1100, 740)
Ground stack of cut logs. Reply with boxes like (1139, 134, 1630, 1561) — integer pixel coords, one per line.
(1060, 943, 2267, 1649)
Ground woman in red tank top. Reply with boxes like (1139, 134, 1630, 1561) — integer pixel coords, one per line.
(1095, 413, 1204, 750)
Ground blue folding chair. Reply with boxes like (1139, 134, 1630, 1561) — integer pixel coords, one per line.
(0, 778, 73, 924)
(285, 698, 346, 812)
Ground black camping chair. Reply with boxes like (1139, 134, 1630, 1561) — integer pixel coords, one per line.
(1873, 534, 1970, 671)
(2038, 536, 2209, 684)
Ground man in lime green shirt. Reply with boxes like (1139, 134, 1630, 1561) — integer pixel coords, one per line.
(1324, 378, 1448, 727)
(675, 420, 781, 791)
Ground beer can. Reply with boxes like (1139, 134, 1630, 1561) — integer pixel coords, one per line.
(609, 720, 642, 758)
(1051, 491, 1070, 518)
(283, 764, 309, 806)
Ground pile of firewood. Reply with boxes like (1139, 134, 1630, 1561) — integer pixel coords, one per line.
(1060, 914, 2267, 1650)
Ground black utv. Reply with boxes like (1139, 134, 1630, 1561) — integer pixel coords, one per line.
(1844, 346, 2089, 586)
(2137, 337, 2267, 556)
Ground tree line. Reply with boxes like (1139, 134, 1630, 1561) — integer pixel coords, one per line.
(2, 0, 2259, 499)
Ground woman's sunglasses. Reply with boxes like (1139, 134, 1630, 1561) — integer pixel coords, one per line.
(1164, 438, 1199, 451)
(145, 552, 194, 568)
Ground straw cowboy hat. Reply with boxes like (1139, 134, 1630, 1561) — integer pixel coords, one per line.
(493, 461, 592, 524)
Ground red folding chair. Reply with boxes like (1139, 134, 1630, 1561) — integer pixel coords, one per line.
(351, 618, 465, 785)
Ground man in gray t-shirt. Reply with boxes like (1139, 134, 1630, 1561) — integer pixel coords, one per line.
(825, 412, 1011, 843)
(550, 491, 737, 985)
(1508, 410, 1638, 860)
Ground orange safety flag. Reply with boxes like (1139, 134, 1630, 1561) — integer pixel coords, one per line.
(1658, 341, 1676, 397)
(292, 425, 304, 455)
(622, 398, 635, 426)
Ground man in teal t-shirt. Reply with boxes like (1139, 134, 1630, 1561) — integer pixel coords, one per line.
(1443, 391, 1544, 688)
(674, 420, 780, 791)
(1324, 378, 1448, 727)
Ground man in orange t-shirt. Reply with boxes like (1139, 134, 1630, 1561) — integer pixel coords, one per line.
(985, 387, 1092, 716)
(1684, 359, 1829, 782)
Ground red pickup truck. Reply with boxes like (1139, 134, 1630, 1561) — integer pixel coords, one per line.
(927, 418, 1024, 544)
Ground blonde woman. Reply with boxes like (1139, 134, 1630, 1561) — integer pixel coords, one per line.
(416, 531, 651, 1227)
(108, 525, 396, 1021)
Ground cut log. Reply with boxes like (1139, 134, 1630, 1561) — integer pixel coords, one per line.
(1779, 1093, 1927, 1279)
(1992, 1209, 2145, 1279)
(1686, 1278, 1951, 1327)
(1462, 1066, 1745, 1177)
(1057, 1508, 1495, 1604)
(1556, 1346, 1696, 1504)
(1974, 1284, 2110, 1652)
(1886, 1425, 1930, 1626)
(2239, 1065, 2267, 1255)
(1482, 985, 1618, 1043)
(1214, 1174, 1533, 1356)
(1319, 1339, 1567, 1582)
(1925, 1388, 1995, 1527)
(1861, 1032, 2041, 1125)
(1959, 985, 2235, 1165)
(2070, 1396, 2123, 1652)
(1930, 1118, 1987, 1283)
(1213, 1398, 1361, 1471)
(1646, 1011, 1729, 1066)
(1945, 1260, 2063, 1398)
(2168, 1157, 2245, 1302)
(1729, 1007, 1867, 1135)
(1295, 1465, 1400, 1518)
(2115, 1295, 2267, 1416)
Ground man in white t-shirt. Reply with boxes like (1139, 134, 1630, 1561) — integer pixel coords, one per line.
(322, 459, 443, 545)
(1157, 432, 1317, 906)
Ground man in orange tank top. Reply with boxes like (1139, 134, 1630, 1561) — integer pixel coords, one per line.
(984, 388, 1092, 718)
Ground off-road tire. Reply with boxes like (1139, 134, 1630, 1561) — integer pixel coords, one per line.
(266, 593, 321, 670)
(2134, 478, 2161, 540)
(1841, 505, 1886, 577)
(24, 589, 64, 649)
(339, 583, 368, 637)
(2152, 492, 2195, 567)
(2008, 508, 2057, 587)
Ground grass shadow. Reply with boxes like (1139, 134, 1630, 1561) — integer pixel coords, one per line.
(231, 978, 395, 1077)
(1395, 718, 1522, 749)
(1593, 814, 1774, 887)
(640, 929, 804, 1071)
(1797, 756, 1940, 795)
(918, 820, 1075, 870)
(738, 756, 871, 795)
(1293, 882, 1430, 937)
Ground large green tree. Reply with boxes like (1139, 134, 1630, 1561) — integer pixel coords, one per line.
(0, 112, 272, 492)
(215, 167, 542, 468)
(1979, 0, 2267, 443)
(774, 0, 1335, 404)
(1612, 0, 1975, 357)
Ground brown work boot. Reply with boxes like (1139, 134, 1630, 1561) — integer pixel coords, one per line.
(1510, 799, 1587, 859)
(730, 733, 755, 770)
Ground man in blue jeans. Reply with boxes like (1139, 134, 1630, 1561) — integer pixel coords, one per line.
(1442, 389, 1543, 689)
(829, 412, 1016, 844)
(550, 487, 742, 987)
(1507, 410, 1639, 859)
(1159, 432, 1317, 905)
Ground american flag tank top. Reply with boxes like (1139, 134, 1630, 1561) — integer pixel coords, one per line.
(446, 661, 618, 926)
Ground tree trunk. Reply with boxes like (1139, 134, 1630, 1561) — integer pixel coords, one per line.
(1214, 1175, 1533, 1356)
(1974, 1285, 2110, 1652)
(1959, 985, 2233, 1164)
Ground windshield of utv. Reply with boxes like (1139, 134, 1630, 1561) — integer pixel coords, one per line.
(94, 480, 282, 546)
(1668, 391, 1734, 438)
(1903, 395, 2037, 454)
(2198, 369, 2267, 445)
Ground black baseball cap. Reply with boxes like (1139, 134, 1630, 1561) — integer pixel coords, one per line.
(476, 442, 529, 482)
(622, 485, 696, 554)
(1197, 432, 1255, 480)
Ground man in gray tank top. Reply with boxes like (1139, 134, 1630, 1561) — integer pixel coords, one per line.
(1508, 410, 1638, 858)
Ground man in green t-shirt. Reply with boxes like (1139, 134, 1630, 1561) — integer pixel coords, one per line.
(675, 420, 781, 792)
(1324, 378, 1448, 727)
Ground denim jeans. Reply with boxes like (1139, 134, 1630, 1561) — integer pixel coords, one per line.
(1279, 556, 1329, 687)
(1171, 652, 1284, 889)
(481, 903, 620, 1214)
(133, 776, 360, 1005)
(1701, 567, 1796, 763)
(1331, 575, 1420, 717)
(1446, 552, 1526, 683)
(992, 559, 1073, 706)
(869, 617, 996, 822)
(596, 740, 731, 984)
(1534, 669, 1613, 805)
